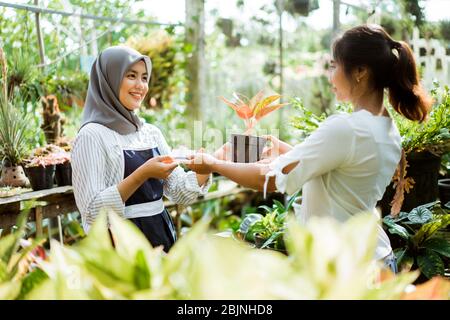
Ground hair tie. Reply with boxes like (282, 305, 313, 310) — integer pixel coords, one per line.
(390, 41, 401, 59)
(392, 48, 400, 59)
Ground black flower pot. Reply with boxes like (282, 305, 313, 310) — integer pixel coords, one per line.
(378, 151, 441, 216)
(438, 179, 450, 206)
(55, 162, 72, 186)
(254, 235, 267, 248)
(230, 134, 267, 163)
(24, 165, 56, 191)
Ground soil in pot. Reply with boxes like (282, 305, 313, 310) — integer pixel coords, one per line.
(55, 162, 72, 186)
(0, 165, 29, 187)
(438, 178, 450, 206)
(378, 151, 441, 216)
(230, 134, 267, 163)
(25, 165, 56, 191)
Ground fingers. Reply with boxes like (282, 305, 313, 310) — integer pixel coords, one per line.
(157, 155, 175, 163)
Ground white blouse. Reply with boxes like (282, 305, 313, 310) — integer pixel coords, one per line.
(72, 122, 211, 232)
(265, 110, 402, 260)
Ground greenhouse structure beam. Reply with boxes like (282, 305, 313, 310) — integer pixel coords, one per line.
(0, 1, 179, 26)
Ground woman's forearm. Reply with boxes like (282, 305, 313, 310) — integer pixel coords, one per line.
(117, 166, 147, 202)
(212, 161, 276, 192)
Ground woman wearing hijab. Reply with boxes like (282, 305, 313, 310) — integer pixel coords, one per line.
(72, 46, 211, 252)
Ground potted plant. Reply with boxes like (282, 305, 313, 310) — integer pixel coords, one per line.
(23, 144, 71, 190)
(439, 179, 450, 207)
(51, 142, 72, 186)
(0, 48, 31, 188)
(220, 90, 288, 163)
(379, 84, 450, 216)
(237, 192, 299, 253)
(438, 153, 450, 206)
(382, 201, 450, 283)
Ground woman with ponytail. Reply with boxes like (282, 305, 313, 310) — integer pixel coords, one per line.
(187, 24, 432, 273)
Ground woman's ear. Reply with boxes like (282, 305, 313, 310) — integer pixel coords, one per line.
(353, 66, 369, 83)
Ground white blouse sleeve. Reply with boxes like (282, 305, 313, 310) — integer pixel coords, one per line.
(153, 127, 212, 205)
(264, 115, 354, 197)
(72, 127, 125, 227)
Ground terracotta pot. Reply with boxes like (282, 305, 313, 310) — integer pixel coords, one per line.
(230, 134, 267, 163)
(0, 165, 29, 187)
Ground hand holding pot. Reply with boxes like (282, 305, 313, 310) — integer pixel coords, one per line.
(261, 135, 293, 159)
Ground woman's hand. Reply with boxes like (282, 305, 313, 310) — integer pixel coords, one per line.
(213, 142, 232, 161)
(261, 135, 293, 159)
(186, 151, 218, 175)
(118, 155, 178, 202)
(141, 155, 179, 179)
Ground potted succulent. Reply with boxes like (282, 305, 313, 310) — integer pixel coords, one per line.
(220, 90, 288, 163)
(0, 48, 31, 188)
(23, 145, 70, 190)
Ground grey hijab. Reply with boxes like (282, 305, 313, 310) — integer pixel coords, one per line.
(80, 46, 152, 135)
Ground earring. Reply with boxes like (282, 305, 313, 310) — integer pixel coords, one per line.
(357, 78, 360, 83)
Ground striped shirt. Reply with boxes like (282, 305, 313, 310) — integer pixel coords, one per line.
(72, 122, 211, 232)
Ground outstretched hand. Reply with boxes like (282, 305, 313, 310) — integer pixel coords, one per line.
(185, 149, 218, 175)
(213, 142, 232, 161)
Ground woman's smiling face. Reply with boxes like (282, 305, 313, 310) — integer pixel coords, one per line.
(119, 60, 149, 111)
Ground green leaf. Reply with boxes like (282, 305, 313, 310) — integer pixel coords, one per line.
(417, 249, 445, 279)
(0, 260, 8, 282)
(108, 211, 154, 262)
(286, 190, 301, 211)
(238, 214, 263, 236)
(261, 231, 284, 249)
(383, 219, 411, 240)
(258, 205, 272, 213)
(133, 250, 151, 291)
(0, 281, 21, 300)
(0, 234, 17, 265)
(272, 200, 286, 212)
(407, 207, 433, 224)
(423, 237, 450, 258)
(412, 214, 450, 244)
(17, 268, 48, 300)
(394, 248, 407, 266)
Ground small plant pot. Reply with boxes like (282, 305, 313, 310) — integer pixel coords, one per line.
(55, 162, 72, 186)
(438, 179, 450, 206)
(230, 134, 267, 163)
(25, 165, 56, 191)
(0, 165, 29, 187)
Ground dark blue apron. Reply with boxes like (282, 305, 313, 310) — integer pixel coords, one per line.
(123, 147, 177, 252)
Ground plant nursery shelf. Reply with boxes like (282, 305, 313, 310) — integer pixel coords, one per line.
(0, 180, 252, 236)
